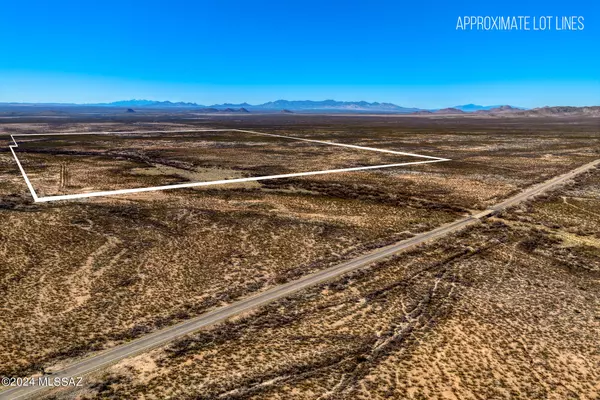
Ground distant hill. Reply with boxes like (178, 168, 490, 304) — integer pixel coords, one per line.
(515, 106, 600, 117)
(467, 105, 599, 117)
(434, 108, 465, 114)
(411, 105, 526, 115)
(475, 105, 522, 115)
(452, 104, 525, 112)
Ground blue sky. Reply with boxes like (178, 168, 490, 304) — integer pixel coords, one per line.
(0, 0, 598, 108)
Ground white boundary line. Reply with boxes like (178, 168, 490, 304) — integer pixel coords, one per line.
(9, 136, 40, 202)
(8, 129, 450, 203)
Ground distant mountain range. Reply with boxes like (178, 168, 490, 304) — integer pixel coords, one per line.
(88, 99, 528, 113)
(244, 100, 420, 113)
(105, 100, 201, 108)
(84, 99, 421, 113)
(93, 100, 530, 114)
(2, 100, 598, 116)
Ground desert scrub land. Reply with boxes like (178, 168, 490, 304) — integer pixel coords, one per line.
(1, 123, 457, 379)
(1, 115, 599, 398)
(12, 130, 421, 197)
(63, 168, 600, 400)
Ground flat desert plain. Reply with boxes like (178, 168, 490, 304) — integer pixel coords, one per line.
(0, 114, 598, 399)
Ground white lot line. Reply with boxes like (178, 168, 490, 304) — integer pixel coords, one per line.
(235, 129, 446, 160)
(8, 135, 39, 202)
(8, 129, 450, 203)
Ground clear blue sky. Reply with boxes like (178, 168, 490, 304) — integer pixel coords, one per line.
(1, 0, 598, 108)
